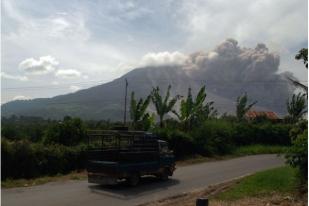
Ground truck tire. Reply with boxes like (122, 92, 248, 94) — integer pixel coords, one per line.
(128, 174, 140, 186)
(159, 169, 169, 181)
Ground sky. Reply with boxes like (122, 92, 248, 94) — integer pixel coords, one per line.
(1, 0, 308, 103)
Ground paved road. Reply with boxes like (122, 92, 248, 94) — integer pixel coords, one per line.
(2, 154, 284, 206)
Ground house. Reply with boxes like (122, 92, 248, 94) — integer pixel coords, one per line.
(245, 111, 280, 121)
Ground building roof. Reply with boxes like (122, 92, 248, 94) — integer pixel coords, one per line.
(245, 111, 279, 120)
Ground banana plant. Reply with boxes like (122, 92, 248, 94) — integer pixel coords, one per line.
(130, 92, 151, 130)
(173, 86, 216, 130)
(236, 93, 257, 121)
(151, 85, 181, 128)
(286, 93, 307, 123)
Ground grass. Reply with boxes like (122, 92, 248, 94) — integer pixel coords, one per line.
(214, 166, 298, 201)
(139, 166, 303, 206)
(232, 144, 289, 156)
(177, 144, 289, 166)
(2, 170, 87, 189)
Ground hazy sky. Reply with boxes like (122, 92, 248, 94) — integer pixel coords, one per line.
(1, 0, 308, 103)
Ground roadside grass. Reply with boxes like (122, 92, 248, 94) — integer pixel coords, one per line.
(138, 166, 303, 206)
(176, 155, 229, 166)
(2, 170, 87, 189)
(177, 144, 288, 166)
(214, 166, 299, 201)
(232, 144, 289, 156)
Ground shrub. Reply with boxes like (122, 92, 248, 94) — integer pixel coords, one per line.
(154, 128, 196, 159)
(286, 121, 308, 184)
(1, 139, 87, 180)
(192, 120, 234, 155)
(233, 123, 291, 146)
(43, 116, 87, 146)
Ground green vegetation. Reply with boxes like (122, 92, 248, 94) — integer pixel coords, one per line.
(1, 114, 294, 180)
(172, 86, 216, 131)
(155, 120, 292, 158)
(295, 48, 308, 68)
(286, 93, 307, 123)
(177, 145, 288, 166)
(232, 144, 289, 155)
(2, 171, 86, 188)
(286, 120, 308, 184)
(130, 91, 153, 130)
(236, 93, 257, 121)
(287, 48, 308, 94)
(215, 166, 298, 200)
(43, 116, 86, 146)
(151, 85, 181, 127)
(2, 139, 87, 179)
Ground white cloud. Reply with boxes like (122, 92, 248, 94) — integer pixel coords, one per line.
(19, 56, 59, 75)
(3, 1, 127, 76)
(51, 81, 59, 85)
(82, 75, 89, 79)
(1, 0, 307, 104)
(139, 51, 189, 67)
(69, 85, 81, 92)
(177, 0, 307, 52)
(12, 95, 31, 100)
(0, 72, 28, 81)
(55, 69, 81, 79)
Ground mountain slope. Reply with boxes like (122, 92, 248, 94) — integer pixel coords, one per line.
(1, 65, 285, 120)
(2, 40, 295, 120)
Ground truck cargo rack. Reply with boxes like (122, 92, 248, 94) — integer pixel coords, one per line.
(87, 130, 159, 152)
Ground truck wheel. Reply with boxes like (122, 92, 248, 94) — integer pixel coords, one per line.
(159, 169, 169, 181)
(128, 174, 140, 186)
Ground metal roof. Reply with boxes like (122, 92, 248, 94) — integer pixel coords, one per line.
(245, 111, 279, 120)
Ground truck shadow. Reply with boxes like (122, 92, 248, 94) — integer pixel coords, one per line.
(88, 176, 180, 199)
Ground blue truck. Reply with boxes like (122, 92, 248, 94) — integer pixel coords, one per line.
(87, 130, 176, 186)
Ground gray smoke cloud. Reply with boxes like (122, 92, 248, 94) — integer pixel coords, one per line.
(124, 38, 296, 116)
(183, 39, 295, 115)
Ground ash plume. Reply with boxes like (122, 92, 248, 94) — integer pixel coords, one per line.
(184, 39, 295, 115)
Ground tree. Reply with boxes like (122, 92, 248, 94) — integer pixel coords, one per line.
(197, 101, 217, 122)
(173, 86, 217, 130)
(285, 120, 308, 184)
(236, 93, 257, 121)
(43, 116, 86, 146)
(172, 87, 194, 130)
(286, 93, 307, 123)
(286, 48, 308, 94)
(130, 92, 152, 130)
(295, 48, 308, 68)
(151, 85, 181, 128)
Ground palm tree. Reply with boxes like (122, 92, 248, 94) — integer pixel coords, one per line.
(151, 85, 181, 128)
(130, 92, 151, 129)
(295, 48, 308, 68)
(236, 93, 257, 121)
(286, 48, 308, 95)
(286, 93, 307, 123)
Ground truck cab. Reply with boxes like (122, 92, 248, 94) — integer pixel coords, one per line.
(87, 130, 175, 186)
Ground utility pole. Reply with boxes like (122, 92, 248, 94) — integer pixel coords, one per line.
(123, 78, 128, 126)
